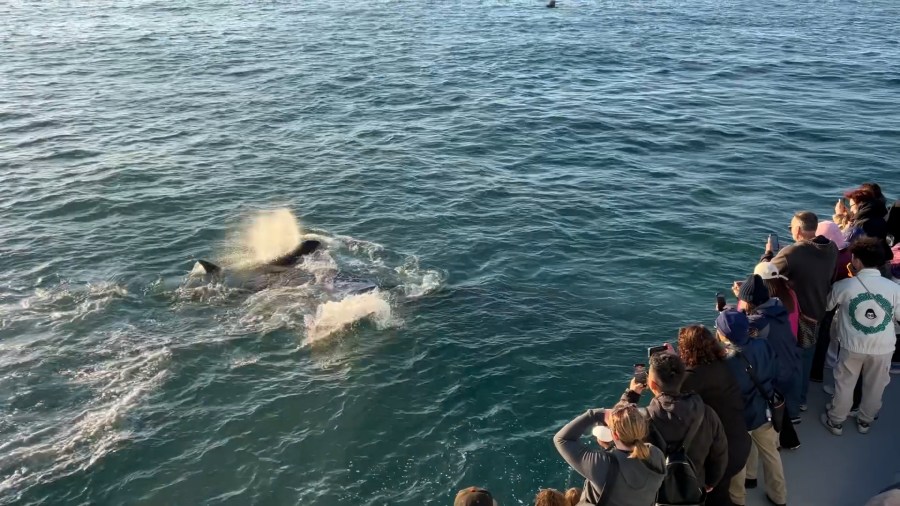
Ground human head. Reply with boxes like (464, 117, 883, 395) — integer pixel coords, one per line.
(677, 325, 725, 368)
(815, 220, 848, 249)
(861, 182, 884, 202)
(455, 487, 498, 506)
(760, 276, 795, 314)
(737, 273, 770, 311)
(850, 237, 886, 270)
(790, 211, 818, 241)
(753, 262, 788, 281)
(533, 489, 567, 506)
(715, 308, 750, 346)
(607, 402, 652, 461)
(564, 488, 579, 506)
(844, 188, 875, 216)
(648, 352, 686, 396)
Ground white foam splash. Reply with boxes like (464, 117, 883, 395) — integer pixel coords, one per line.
(304, 291, 393, 344)
(220, 208, 305, 269)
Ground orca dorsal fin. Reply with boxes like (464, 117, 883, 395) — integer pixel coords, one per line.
(268, 240, 322, 267)
(191, 259, 222, 276)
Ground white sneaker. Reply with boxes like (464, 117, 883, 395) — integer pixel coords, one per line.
(823, 384, 835, 395)
(821, 413, 843, 436)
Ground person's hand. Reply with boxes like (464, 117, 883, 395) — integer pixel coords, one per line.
(732, 281, 741, 297)
(835, 199, 847, 216)
(664, 342, 676, 355)
(629, 378, 645, 394)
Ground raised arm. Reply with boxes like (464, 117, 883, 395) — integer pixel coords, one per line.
(553, 409, 613, 482)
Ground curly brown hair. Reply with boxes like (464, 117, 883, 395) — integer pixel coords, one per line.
(677, 325, 726, 368)
(534, 489, 568, 506)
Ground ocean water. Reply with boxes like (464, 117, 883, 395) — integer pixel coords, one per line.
(1, 0, 899, 503)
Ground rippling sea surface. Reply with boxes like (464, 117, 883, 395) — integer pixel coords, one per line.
(1, 0, 899, 503)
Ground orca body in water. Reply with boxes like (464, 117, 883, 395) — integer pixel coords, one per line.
(191, 239, 323, 276)
(189, 239, 378, 296)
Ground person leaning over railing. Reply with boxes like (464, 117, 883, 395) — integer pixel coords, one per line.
(678, 324, 751, 506)
(553, 401, 665, 506)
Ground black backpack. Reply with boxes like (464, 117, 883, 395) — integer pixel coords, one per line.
(655, 412, 707, 506)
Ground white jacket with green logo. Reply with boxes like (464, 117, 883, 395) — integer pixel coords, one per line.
(827, 269, 900, 355)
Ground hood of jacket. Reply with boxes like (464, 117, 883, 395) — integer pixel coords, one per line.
(647, 392, 707, 451)
(752, 298, 789, 327)
(811, 234, 834, 247)
(612, 444, 666, 490)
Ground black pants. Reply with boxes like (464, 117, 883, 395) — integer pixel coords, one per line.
(810, 310, 835, 382)
(706, 468, 740, 506)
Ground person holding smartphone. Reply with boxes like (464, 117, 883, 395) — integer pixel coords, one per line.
(620, 353, 728, 503)
(760, 211, 839, 405)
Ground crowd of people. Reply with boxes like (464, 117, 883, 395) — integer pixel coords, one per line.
(454, 183, 900, 506)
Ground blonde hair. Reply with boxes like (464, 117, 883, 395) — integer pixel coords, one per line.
(533, 488, 568, 506)
(564, 488, 580, 506)
(607, 403, 651, 461)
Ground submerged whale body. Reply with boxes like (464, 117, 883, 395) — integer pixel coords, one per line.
(190, 239, 378, 296)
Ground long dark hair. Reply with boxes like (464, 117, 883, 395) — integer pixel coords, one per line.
(677, 325, 726, 368)
(762, 278, 796, 314)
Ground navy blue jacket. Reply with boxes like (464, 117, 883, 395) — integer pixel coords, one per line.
(748, 298, 801, 390)
(724, 337, 778, 431)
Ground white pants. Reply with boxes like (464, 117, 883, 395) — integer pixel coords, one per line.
(826, 335, 839, 369)
(826, 348, 893, 424)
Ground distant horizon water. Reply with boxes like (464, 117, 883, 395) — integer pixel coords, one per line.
(1, 0, 899, 504)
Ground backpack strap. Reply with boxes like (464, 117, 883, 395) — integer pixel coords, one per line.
(679, 409, 705, 452)
(595, 447, 620, 506)
(736, 351, 772, 402)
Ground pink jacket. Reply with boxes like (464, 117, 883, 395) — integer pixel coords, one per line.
(786, 288, 799, 339)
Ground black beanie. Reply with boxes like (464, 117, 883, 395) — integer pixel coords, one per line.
(738, 274, 770, 306)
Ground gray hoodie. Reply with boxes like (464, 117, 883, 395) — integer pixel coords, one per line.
(554, 409, 667, 506)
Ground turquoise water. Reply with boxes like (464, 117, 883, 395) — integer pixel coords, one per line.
(2, 0, 900, 503)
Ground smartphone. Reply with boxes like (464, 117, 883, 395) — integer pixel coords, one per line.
(648, 345, 668, 359)
(768, 233, 779, 252)
(633, 363, 648, 385)
(716, 292, 727, 312)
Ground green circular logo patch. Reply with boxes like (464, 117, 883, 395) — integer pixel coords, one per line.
(848, 292, 893, 335)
